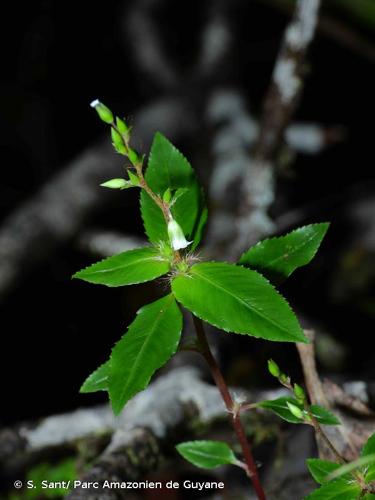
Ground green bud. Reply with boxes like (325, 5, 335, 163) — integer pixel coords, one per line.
(280, 373, 289, 385)
(286, 401, 304, 420)
(116, 117, 130, 135)
(111, 128, 127, 155)
(127, 170, 140, 186)
(100, 178, 129, 189)
(294, 383, 306, 402)
(268, 359, 281, 378)
(90, 99, 113, 124)
(163, 188, 172, 203)
(128, 148, 140, 165)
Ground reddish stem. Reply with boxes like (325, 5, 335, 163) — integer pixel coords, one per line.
(192, 315, 266, 500)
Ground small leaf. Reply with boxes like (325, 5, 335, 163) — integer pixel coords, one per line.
(73, 247, 170, 287)
(362, 432, 375, 456)
(307, 459, 342, 484)
(176, 440, 238, 469)
(109, 295, 182, 414)
(362, 432, 375, 482)
(191, 205, 208, 251)
(163, 188, 172, 203)
(127, 170, 140, 186)
(310, 405, 341, 426)
(258, 397, 340, 425)
(258, 397, 303, 423)
(304, 478, 361, 499)
(172, 262, 307, 343)
(100, 178, 129, 189)
(239, 223, 329, 283)
(80, 361, 110, 393)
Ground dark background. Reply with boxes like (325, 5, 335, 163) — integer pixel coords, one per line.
(1, 0, 375, 429)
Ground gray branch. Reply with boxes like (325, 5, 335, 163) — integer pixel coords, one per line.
(233, 0, 322, 252)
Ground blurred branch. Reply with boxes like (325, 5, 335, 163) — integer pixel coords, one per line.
(122, 0, 178, 90)
(206, 88, 343, 253)
(232, 0, 321, 252)
(297, 331, 375, 461)
(259, 0, 375, 62)
(77, 230, 146, 257)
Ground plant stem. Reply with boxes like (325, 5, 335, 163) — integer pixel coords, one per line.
(192, 315, 266, 500)
(310, 415, 345, 464)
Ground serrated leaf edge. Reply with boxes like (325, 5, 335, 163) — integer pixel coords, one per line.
(239, 223, 330, 274)
(173, 262, 308, 343)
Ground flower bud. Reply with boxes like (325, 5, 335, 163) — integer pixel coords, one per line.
(128, 148, 140, 165)
(268, 359, 280, 378)
(90, 99, 113, 124)
(286, 401, 304, 420)
(294, 383, 306, 402)
(111, 128, 127, 155)
(116, 117, 130, 136)
(100, 178, 129, 189)
(280, 373, 289, 385)
(167, 218, 192, 251)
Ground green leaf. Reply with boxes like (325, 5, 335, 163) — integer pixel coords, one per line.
(239, 223, 329, 283)
(191, 205, 208, 251)
(258, 397, 340, 425)
(362, 432, 375, 482)
(310, 405, 341, 425)
(109, 294, 183, 414)
(163, 187, 172, 203)
(258, 397, 303, 423)
(127, 170, 140, 186)
(73, 247, 170, 287)
(80, 361, 110, 393)
(26, 458, 76, 498)
(140, 133, 205, 246)
(362, 432, 375, 457)
(172, 262, 307, 343)
(304, 478, 361, 499)
(307, 459, 342, 484)
(176, 440, 238, 469)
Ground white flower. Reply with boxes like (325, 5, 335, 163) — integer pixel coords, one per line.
(167, 218, 192, 251)
(90, 99, 100, 108)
